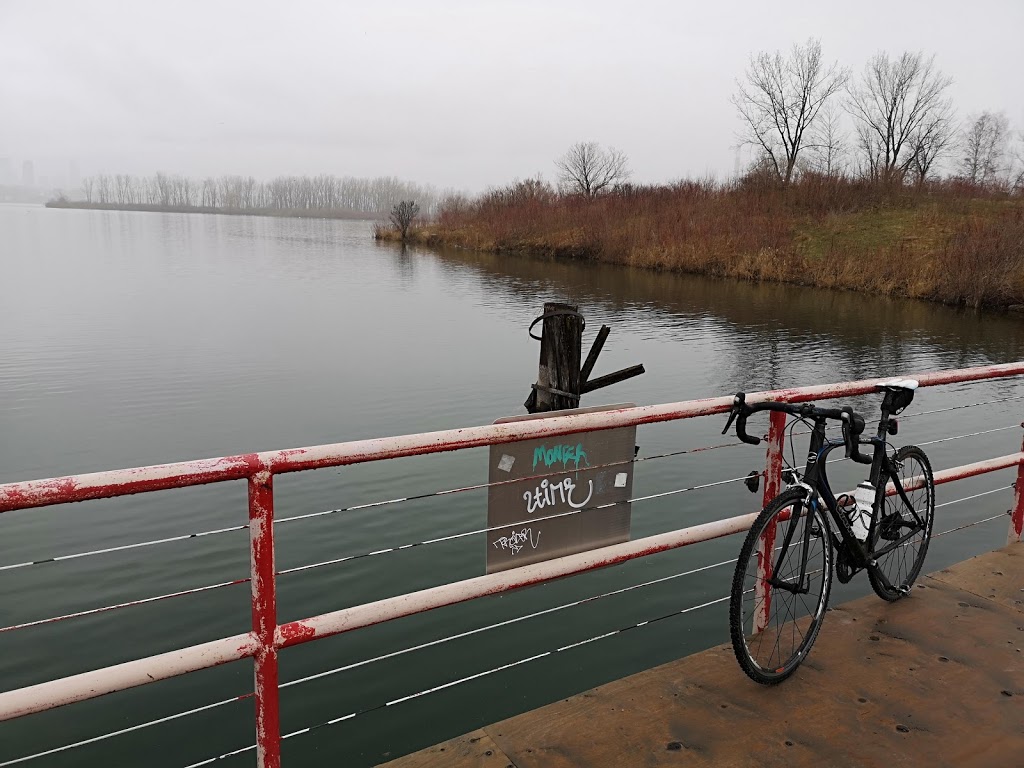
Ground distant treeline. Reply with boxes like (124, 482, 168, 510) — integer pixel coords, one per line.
(44, 200, 375, 220)
(69, 173, 446, 217)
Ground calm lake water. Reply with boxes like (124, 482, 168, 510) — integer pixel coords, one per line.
(2, 204, 1023, 766)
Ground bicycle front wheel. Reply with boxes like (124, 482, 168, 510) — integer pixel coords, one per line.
(729, 488, 833, 685)
(868, 445, 935, 601)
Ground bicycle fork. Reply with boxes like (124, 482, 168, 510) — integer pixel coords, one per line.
(767, 496, 815, 595)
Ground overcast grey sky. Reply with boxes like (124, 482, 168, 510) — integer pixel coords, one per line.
(2, 0, 1022, 191)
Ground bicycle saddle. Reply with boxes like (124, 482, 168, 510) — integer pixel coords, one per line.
(874, 378, 919, 391)
(875, 378, 918, 413)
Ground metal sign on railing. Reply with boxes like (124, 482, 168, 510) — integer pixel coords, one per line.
(486, 404, 636, 573)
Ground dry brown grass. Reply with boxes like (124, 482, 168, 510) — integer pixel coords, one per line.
(400, 175, 1024, 309)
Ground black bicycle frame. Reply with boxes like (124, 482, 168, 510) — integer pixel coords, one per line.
(769, 407, 926, 595)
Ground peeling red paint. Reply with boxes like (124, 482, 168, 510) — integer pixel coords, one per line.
(248, 471, 281, 768)
(755, 411, 787, 633)
(1012, 434, 1024, 544)
(276, 621, 317, 645)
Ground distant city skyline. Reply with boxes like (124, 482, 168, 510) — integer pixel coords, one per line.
(0, 155, 80, 190)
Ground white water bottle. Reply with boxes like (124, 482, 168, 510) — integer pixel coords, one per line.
(850, 481, 874, 541)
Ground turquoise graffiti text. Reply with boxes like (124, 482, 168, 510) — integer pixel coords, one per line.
(532, 442, 590, 472)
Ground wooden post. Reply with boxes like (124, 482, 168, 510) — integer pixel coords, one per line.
(532, 302, 584, 413)
(524, 303, 643, 413)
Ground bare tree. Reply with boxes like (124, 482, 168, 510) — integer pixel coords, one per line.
(96, 174, 111, 204)
(732, 38, 848, 184)
(82, 176, 95, 203)
(908, 105, 957, 185)
(389, 200, 420, 239)
(114, 174, 133, 204)
(804, 103, 848, 176)
(555, 142, 630, 196)
(846, 51, 953, 181)
(959, 111, 1010, 185)
(1012, 131, 1024, 193)
(201, 177, 218, 208)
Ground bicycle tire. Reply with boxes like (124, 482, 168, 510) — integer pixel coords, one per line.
(729, 488, 833, 685)
(868, 445, 935, 601)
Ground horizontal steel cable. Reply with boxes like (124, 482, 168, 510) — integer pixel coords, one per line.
(4, 412, 1017, 631)
(0, 559, 736, 765)
(0, 694, 253, 767)
(786, 392, 1024, 438)
(0, 523, 249, 573)
(5, 395, 1017, 575)
(916, 424, 1019, 447)
(937, 514, 1007, 536)
(4, 460, 1003, 634)
(7, 424, 1016, 634)
(272, 439, 748, 525)
(277, 472, 759, 576)
(815, 424, 1020, 470)
(0, 441, 746, 574)
(5, 392, 1020, 575)
(900, 393, 1024, 420)
(185, 593, 732, 767)
(0, 472, 757, 633)
(932, 483, 1014, 538)
(935, 484, 1013, 510)
(278, 557, 737, 689)
(0, 577, 250, 634)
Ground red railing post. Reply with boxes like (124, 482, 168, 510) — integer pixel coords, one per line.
(754, 410, 787, 633)
(1009, 431, 1024, 544)
(249, 469, 281, 768)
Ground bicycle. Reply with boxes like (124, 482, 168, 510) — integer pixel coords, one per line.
(721, 379, 935, 684)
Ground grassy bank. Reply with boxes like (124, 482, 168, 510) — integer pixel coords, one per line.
(45, 200, 375, 220)
(381, 177, 1024, 310)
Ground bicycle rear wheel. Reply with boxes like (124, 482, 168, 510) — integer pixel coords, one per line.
(868, 445, 935, 601)
(729, 488, 833, 685)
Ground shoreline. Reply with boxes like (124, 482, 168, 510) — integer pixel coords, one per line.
(376, 191, 1024, 312)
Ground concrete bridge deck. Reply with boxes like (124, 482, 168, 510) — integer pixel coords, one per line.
(381, 544, 1023, 768)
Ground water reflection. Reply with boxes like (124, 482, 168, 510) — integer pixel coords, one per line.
(408, 242, 1024, 369)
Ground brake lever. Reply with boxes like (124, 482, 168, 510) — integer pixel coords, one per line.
(722, 409, 738, 435)
(721, 393, 746, 435)
(840, 407, 855, 458)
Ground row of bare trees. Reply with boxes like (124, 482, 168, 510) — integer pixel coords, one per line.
(79, 173, 442, 215)
(733, 39, 1024, 188)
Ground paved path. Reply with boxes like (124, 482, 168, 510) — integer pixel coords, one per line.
(381, 544, 1023, 768)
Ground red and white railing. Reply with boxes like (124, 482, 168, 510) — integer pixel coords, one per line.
(1, 362, 1023, 767)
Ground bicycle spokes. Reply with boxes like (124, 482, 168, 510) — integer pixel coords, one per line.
(868, 446, 935, 601)
(731, 493, 832, 683)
